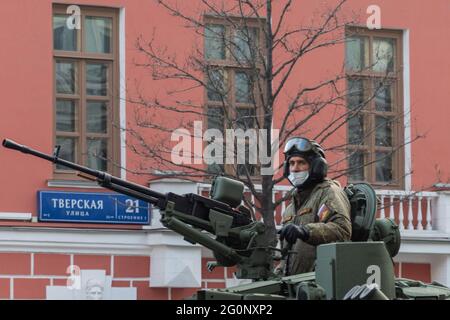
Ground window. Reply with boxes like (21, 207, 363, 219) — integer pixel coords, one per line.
(346, 28, 404, 188)
(53, 5, 119, 178)
(204, 16, 264, 178)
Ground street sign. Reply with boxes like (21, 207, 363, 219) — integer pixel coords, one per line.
(38, 191, 150, 224)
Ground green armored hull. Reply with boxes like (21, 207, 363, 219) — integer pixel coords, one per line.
(191, 241, 450, 300)
(193, 273, 450, 300)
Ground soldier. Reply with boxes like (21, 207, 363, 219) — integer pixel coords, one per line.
(277, 137, 352, 275)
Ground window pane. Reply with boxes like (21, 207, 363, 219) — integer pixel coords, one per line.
(56, 100, 77, 132)
(85, 17, 112, 53)
(375, 81, 393, 112)
(56, 61, 77, 94)
(53, 15, 77, 51)
(348, 115, 364, 145)
(375, 116, 393, 147)
(205, 24, 225, 60)
(86, 63, 108, 96)
(236, 108, 255, 129)
(87, 138, 108, 171)
(373, 38, 395, 73)
(56, 137, 77, 169)
(346, 36, 369, 71)
(348, 151, 364, 181)
(87, 101, 108, 133)
(207, 107, 224, 132)
(235, 72, 253, 103)
(347, 79, 365, 110)
(207, 69, 226, 101)
(376, 152, 393, 182)
(233, 27, 258, 62)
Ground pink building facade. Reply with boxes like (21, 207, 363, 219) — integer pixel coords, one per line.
(0, 0, 449, 299)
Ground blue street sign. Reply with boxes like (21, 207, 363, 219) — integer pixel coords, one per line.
(38, 191, 150, 224)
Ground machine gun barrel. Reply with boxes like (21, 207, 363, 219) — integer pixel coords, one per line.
(2, 139, 164, 206)
(2, 139, 251, 228)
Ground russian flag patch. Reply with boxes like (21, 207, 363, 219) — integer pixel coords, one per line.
(317, 204, 331, 222)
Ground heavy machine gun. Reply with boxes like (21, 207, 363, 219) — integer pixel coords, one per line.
(2, 139, 274, 280)
(4, 138, 450, 300)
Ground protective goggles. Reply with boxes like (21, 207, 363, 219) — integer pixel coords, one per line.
(283, 137, 314, 154)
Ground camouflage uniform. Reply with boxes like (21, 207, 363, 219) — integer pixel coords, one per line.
(281, 178, 352, 275)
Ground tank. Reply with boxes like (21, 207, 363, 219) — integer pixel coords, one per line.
(190, 183, 450, 300)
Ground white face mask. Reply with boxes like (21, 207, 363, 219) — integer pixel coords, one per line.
(288, 171, 309, 187)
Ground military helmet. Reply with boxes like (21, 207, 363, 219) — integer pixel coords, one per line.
(283, 137, 328, 187)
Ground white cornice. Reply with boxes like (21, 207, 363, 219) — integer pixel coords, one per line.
(0, 226, 448, 256)
(0, 227, 197, 255)
(400, 236, 450, 255)
(0, 212, 32, 221)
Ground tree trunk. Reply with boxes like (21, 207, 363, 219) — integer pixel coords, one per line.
(260, 0, 277, 247)
(262, 174, 277, 246)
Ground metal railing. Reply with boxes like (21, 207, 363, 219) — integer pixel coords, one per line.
(376, 190, 438, 231)
(197, 183, 440, 232)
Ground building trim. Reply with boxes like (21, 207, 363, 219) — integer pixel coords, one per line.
(0, 227, 195, 255)
(119, 7, 127, 179)
(403, 29, 412, 191)
(400, 237, 450, 255)
(396, 253, 438, 264)
(47, 180, 102, 189)
(0, 212, 32, 221)
(1, 225, 448, 257)
(10, 278, 13, 300)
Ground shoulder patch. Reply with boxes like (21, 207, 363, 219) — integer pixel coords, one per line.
(317, 204, 332, 222)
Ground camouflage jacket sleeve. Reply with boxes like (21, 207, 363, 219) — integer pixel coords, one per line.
(304, 183, 352, 246)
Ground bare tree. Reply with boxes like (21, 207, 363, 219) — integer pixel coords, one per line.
(123, 0, 420, 246)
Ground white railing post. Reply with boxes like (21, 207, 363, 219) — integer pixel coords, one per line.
(272, 191, 276, 219)
(417, 196, 424, 231)
(281, 191, 287, 227)
(250, 193, 258, 221)
(380, 196, 385, 219)
(407, 196, 414, 230)
(398, 196, 405, 230)
(426, 197, 433, 231)
(389, 196, 395, 220)
(432, 192, 450, 233)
